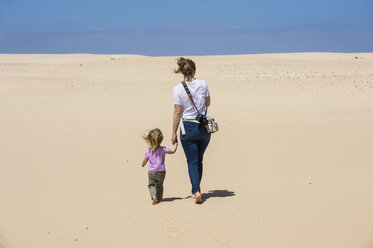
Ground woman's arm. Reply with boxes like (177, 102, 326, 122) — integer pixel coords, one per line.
(205, 96, 211, 113)
(206, 96, 211, 107)
(171, 104, 182, 145)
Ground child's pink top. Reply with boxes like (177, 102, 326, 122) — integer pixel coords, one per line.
(145, 146, 169, 172)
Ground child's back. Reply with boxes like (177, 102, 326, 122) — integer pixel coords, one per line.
(145, 146, 169, 172)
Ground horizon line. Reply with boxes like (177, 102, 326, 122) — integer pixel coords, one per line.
(1, 51, 373, 58)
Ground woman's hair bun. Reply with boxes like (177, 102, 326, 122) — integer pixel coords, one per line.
(175, 57, 196, 78)
(177, 57, 187, 67)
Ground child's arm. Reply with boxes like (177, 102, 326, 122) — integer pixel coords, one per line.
(167, 143, 178, 154)
(141, 158, 149, 167)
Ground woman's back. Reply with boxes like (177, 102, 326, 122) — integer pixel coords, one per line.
(173, 79, 210, 119)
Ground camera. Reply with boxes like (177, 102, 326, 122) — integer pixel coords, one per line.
(195, 114, 208, 126)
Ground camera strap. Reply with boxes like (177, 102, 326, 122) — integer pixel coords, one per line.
(181, 81, 207, 115)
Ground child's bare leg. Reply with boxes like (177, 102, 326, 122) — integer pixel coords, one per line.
(191, 193, 196, 199)
(152, 196, 157, 205)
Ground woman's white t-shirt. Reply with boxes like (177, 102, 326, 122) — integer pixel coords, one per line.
(173, 79, 210, 119)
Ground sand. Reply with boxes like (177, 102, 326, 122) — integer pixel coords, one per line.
(0, 53, 372, 248)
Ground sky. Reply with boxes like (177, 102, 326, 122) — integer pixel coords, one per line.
(0, 0, 372, 56)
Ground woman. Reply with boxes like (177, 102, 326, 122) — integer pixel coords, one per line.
(171, 57, 211, 204)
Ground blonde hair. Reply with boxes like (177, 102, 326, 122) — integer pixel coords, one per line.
(174, 57, 196, 80)
(143, 128, 164, 151)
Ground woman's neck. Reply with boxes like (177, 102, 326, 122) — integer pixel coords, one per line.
(184, 76, 195, 83)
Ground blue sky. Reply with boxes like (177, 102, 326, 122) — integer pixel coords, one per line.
(0, 0, 372, 56)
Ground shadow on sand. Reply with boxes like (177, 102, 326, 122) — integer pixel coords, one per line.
(162, 189, 235, 203)
(202, 189, 236, 201)
(162, 196, 191, 202)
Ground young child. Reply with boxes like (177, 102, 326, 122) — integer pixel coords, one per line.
(142, 128, 177, 205)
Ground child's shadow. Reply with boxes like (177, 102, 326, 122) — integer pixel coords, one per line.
(162, 189, 235, 203)
(162, 196, 189, 202)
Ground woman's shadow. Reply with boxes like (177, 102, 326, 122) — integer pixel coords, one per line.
(162, 189, 235, 203)
(202, 189, 235, 201)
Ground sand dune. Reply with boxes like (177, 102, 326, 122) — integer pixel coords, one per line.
(0, 53, 372, 248)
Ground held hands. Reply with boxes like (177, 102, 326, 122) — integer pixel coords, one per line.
(168, 141, 178, 154)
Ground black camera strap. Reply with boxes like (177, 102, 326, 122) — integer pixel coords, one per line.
(181, 81, 207, 115)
